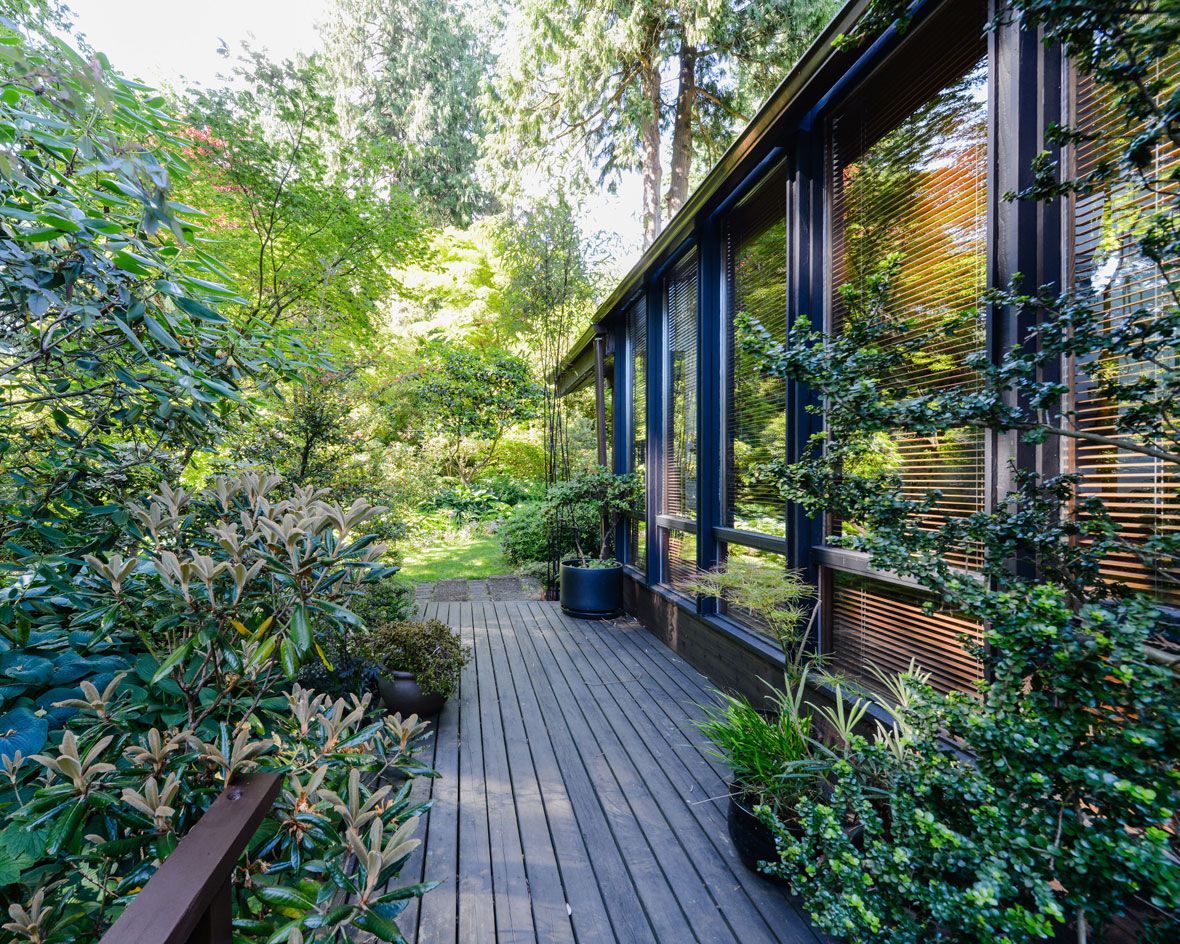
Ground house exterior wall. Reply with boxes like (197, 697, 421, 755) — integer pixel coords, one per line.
(563, 0, 1171, 702)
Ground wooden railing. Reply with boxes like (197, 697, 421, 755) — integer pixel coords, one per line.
(100, 772, 282, 944)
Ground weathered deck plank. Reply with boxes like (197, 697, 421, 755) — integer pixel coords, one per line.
(399, 600, 820, 944)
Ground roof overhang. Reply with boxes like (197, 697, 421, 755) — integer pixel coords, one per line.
(556, 324, 613, 397)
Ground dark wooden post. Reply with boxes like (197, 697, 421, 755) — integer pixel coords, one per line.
(100, 772, 282, 944)
(593, 328, 608, 468)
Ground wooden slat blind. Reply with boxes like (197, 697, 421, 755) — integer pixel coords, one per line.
(667, 528, 699, 592)
(726, 164, 789, 538)
(1070, 52, 1180, 607)
(664, 249, 700, 589)
(830, 41, 989, 569)
(824, 26, 988, 694)
(831, 572, 983, 695)
(628, 297, 648, 570)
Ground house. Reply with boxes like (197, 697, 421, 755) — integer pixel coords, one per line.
(556, 0, 1176, 703)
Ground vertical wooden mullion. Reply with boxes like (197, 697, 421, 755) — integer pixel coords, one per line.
(787, 130, 828, 652)
(990, 13, 1065, 584)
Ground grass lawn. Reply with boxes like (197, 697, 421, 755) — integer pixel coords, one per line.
(397, 526, 508, 584)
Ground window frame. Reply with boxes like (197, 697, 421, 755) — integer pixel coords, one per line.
(815, 0, 994, 694)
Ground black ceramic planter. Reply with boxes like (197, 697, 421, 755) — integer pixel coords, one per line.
(378, 671, 446, 718)
(727, 790, 792, 885)
(559, 559, 623, 619)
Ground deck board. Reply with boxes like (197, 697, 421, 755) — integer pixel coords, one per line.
(397, 600, 820, 944)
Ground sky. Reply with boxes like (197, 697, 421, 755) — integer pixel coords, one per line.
(64, 0, 646, 274)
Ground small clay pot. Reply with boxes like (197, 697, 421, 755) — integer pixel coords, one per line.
(378, 671, 446, 718)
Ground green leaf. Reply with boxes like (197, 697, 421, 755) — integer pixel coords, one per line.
(352, 905, 407, 943)
(289, 605, 311, 655)
(44, 800, 86, 857)
(150, 637, 194, 684)
(174, 295, 226, 323)
(246, 635, 277, 671)
(279, 637, 299, 679)
(377, 881, 442, 902)
(255, 882, 316, 918)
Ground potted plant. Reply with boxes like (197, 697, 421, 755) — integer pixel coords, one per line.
(543, 467, 641, 619)
(696, 673, 820, 878)
(356, 619, 469, 717)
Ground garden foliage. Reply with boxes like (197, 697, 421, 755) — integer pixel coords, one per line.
(0, 17, 435, 942)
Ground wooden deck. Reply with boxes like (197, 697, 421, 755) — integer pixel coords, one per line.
(395, 600, 822, 944)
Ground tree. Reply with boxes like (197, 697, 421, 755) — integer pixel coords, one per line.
(326, 0, 490, 227)
(495, 194, 603, 488)
(224, 368, 439, 544)
(0, 17, 435, 941)
(178, 50, 423, 347)
(0, 17, 297, 560)
(489, 0, 837, 245)
(410, 340, 543, 483)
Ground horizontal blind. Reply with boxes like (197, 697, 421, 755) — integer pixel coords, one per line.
(629, 517, 646, 572)
(664, 249, 699, 520)
(831, 572, 983, 695)
(721, 543, 788, 638)
(1071, 52, 1180, 606)
(628, 297, 648, 571)
(830, 38, 989, 571)
(666, 528, 698, 592)
(664, 249, 700, 590)
(825, 27, 988, 695)
(726, 165, 788, 538)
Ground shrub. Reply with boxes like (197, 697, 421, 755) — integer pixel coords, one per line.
(474, 473, 544, 506)
(430, 482, 507, 526)
(0, 474, 437, 941)
(352, 575, 416, 627)
(541, 468, 642, 562)
(357, 620, 469, 699)
(499, 501, 551, 568)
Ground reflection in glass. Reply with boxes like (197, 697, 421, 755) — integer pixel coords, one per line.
(833, 56, 988, 569)
(727, 167, 788, 537)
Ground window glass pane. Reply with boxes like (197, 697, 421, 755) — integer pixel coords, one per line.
(726, 166, 788, 537)
(826, 30, 988, 694)
(831, 41, 988, 572)
(719, 543, 789, 638)
(830, 571, 982, 695)
(665, 249, 698, 522)
(629, 515, 646, 572)
(628, 297, 647, 571)
(1070, 52, 1180, 606)
(666, 528, 697, 592)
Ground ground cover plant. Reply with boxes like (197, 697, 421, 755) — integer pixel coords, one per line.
(737, 2, 1180, 940)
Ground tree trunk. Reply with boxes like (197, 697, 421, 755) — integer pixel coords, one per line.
(640, 57, 663, 248)
(665, 39, 697, 220)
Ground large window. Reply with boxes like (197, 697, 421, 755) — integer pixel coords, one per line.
(725, 165, 788, 538)
(662, 248, 699, 590)
(1070, 54, 1180, 607)
(825, 27, 988, 694)
(626, 297, 647, 571)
